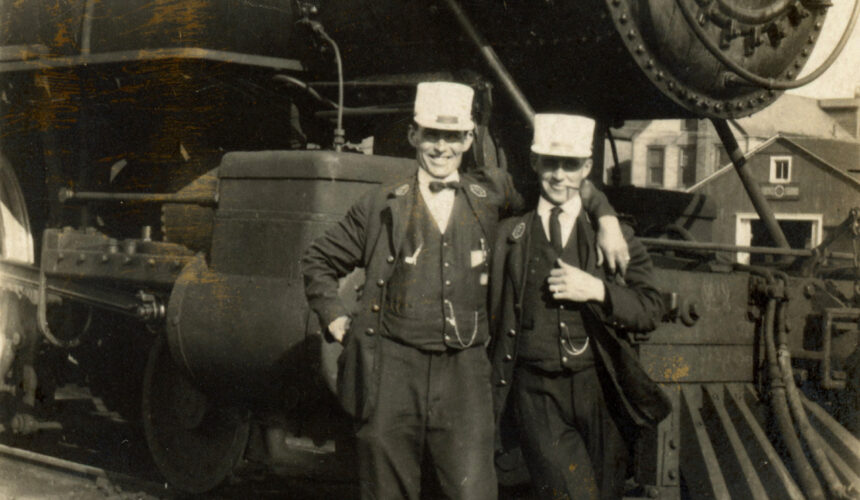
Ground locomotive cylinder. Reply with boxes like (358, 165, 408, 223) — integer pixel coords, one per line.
(164, 151, 416, 404)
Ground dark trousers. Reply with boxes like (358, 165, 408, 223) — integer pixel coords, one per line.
(513, 365, 627, 500)
(356, 337, 497, 500)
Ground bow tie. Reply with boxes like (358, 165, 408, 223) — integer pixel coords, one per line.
(428, 181, 460, 193)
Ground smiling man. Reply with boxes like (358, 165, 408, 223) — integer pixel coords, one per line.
(303, 85, 628, 500)
(490, 114, 671, 500)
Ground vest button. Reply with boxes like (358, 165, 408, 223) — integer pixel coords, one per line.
(559, 322, 566, 328)
(445, 280, 451, 286)
(444, 335, 451, 341)
(387, 255, 395, 263)
(504, 354, 513, 361)
(499, 379, 508, 386)
(444, 262, 450, 267)
(559, 304, 565, 310)
(365, 328, 375, 335)
(561, 356, 569, 363)
(376, 279, 385, 287)
(508, 329, 516, 337)
(371, 304, 380, 312)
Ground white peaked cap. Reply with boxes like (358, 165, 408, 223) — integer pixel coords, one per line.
(531, 113, 596, 157)
(413, 82, 475, 131)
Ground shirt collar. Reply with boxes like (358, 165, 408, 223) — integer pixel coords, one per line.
(537, 195, 582, 219)
(418, 167, 460, 190)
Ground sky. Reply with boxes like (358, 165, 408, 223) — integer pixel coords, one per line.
(788, 1, 860, 99)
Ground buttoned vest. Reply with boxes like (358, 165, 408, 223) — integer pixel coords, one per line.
(519, 218, 594, 372)
(382, 189, 488, 351)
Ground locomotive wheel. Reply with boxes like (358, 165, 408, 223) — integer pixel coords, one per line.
(142, 336, 250, 494)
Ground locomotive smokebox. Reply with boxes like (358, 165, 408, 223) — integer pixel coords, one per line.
(315, 0, 835, 120)
(164, 151, 415, 404)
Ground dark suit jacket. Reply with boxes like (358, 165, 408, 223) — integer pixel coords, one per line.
(303, 164, 617, 420)
(489, 209, 671, 437)
(302, 164, 524, 419)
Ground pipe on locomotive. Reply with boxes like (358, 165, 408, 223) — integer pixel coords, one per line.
(676, 0, 860, 90)
(711, 119, 793, 251)
(776, 298, 853, 499)
(764, 295, 825, 499)
(440, 0, 535, 125)
(297, 18, 346, 151)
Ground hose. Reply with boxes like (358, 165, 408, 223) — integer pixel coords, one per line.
(764, 297, 825, 500)
(675, 0, 860, 90)
(295, 19, 345, 151)
(776, 299, 851, 499)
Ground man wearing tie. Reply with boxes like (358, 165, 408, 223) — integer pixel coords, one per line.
(490, 114, 671, 499)
(303, 85, 628, 499)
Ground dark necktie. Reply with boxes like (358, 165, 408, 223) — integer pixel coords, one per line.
(550, 206, 564, 254)
(428, 181, 460, 193)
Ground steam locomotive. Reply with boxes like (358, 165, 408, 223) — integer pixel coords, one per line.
(0, 1, 857, 497)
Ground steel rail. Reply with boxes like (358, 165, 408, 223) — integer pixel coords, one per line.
(0, 442, 162, 494)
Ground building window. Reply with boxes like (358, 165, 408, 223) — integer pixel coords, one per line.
(769, 156, 792, 183)
(647, 147, 664, 186)
(679, 145, 697, 187)
(681, 119, 698, 131)
(714, 142, 729, 169)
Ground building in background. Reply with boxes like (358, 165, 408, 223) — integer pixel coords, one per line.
(604, 92, 860, 262)
(604, 92, 859, 190)
(687, 135, 859, 263)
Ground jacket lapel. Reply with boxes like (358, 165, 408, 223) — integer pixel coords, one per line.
(575, 211, 595, 273)
(383, 176, 416, 259)
(509, 211, 536, 309)
(462, 180, 492, 240)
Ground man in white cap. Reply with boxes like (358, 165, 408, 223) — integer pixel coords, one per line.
(303, 86, 626, 499)
(489, 114, 671, 499)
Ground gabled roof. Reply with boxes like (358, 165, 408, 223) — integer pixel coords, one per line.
(733, 94, 856, 141)
(788, 137, 860, 174)
(686, 134, 860, 192)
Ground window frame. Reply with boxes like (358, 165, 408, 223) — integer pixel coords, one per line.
(678, 145, 697, 187)
(769, 155, 792, 184)
(647, 146, 665, 187)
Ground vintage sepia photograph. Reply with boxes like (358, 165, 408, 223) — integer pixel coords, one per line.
(0, 1, 858, 498)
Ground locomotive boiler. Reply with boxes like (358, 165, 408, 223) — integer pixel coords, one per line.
(0, 0, 858, 498)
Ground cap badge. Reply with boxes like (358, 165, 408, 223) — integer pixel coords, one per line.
(469, 184, 487, 198)
(394, 184, 410, 197)
(512, 222, 526, 240)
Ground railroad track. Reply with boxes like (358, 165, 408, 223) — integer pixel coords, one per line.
(0, 441, 164, 499)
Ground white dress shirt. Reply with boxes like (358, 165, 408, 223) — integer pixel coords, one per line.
(418, 168, 460, 233)
(537, 195, 582, 249)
